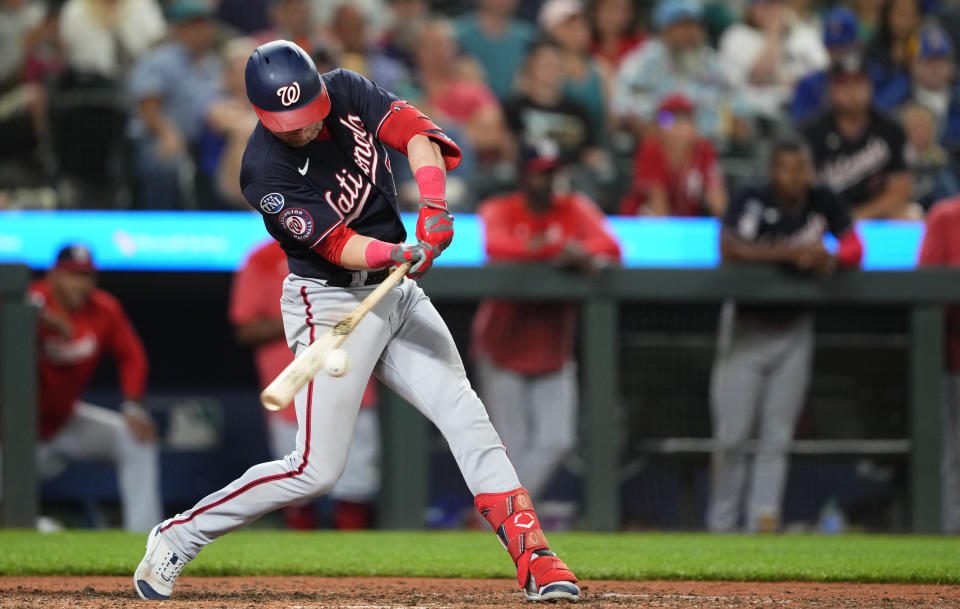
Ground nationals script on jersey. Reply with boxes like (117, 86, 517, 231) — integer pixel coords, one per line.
(239, 69, 458, 281)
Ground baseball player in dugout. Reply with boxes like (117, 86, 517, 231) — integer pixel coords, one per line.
(230, 240, 381, 530)
(473, 143, 621, 501)
(14, 245, 161, 532)
(135, 40, 579, 602)
(707, 139, 864, 534)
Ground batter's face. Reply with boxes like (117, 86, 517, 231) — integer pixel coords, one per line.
(271, 120, 324, 147)
(49, 269, 95, 311)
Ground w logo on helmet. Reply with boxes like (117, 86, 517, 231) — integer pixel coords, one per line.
(276, 82, 301, 106)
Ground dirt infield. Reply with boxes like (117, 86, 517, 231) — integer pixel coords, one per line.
(2, 576, 959, 608)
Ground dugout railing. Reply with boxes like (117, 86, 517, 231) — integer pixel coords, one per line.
(2, 263, 959, 532)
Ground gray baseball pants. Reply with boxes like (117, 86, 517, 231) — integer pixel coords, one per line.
(707, 304, 814, 533)
(475, 358, 577, 500)
(161, 275, 519, 559)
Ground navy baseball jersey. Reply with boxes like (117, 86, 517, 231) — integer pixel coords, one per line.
(239, 68, 459, 280)
(724, 182, 852, 247)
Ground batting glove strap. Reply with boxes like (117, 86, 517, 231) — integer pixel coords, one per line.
(416, 205, 454, 253)
(529, 553, 579, 587)
(418, 197, 448, 211)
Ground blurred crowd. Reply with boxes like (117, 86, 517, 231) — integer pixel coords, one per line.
(2, 0, 960, 218)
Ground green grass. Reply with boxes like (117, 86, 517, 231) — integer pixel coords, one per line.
(0, 530, 957, 583)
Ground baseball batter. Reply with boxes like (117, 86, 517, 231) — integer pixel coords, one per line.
(134, 40, 579, 602)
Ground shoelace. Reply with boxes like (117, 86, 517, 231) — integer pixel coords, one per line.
(156, 550, 185, 583)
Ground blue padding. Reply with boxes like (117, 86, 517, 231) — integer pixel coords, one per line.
(0, 210, 926, 271)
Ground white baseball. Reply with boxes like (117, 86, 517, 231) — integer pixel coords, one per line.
(324, 349, 349, 377)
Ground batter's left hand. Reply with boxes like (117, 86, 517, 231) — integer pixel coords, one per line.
(390, 241, 439, 279)
(416, 199, 454, 254)
(122, 400, 157, 443)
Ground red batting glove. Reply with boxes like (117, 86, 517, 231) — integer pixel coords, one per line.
(416, 199, 454, 253)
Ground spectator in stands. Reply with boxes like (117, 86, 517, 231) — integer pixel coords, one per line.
(128, 0, 222, 209)
(792, 7, 861, 125)
(864, 0, 922, 111)
(504, 39, 609, 197)
(329, 3, 410, 93)
(917, 194, 960, 535)
(53, 0, 166, 208)
(254, 0, 321, 55)
(538, 0, 608, 136)
(473, 143, 621, 501)
(0, 0, 55, 195)
(204, 37, 259, 209)
(22, 244, 161, 531)
(906, 24, 960, 161)
(902, 102, 960, 211)
(410, 19, 510, 205)
(59, 0, 166, 80)
(380, 0, 428, 72)
(454, 0, 535, 100)
(801, 58, 914, 219)
(709, 139, 863, 534)
(230, 241, 381, 530)
(619, 94, 726, 217)
(612, 0, 749, 148)
(719, 0, 828, 133)
(589, 0, 645, 71)
(784, 0, 822, 31)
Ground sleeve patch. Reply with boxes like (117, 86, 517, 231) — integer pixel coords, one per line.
(279, 208, 315, 241)
(260, 192, 285, 214)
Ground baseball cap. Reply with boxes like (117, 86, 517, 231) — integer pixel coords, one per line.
(822, 7, 858, 49)
(538, 0, 584, 30)
(828, 52, 869, 81)
(915, 24, 954, 60)
(165, 0, 213, 23)
(658, 93, 695, 116)
(520, 139, 563, 173)
(653, 0, 703, 29)
(54, 244, 96, 274)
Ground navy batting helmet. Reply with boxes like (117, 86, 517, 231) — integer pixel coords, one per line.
(245, 40, 330, 132)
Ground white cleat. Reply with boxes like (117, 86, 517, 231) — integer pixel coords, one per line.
(133, 524, 188, 600)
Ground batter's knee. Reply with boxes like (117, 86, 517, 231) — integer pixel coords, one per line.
(297, 462, 346, 498)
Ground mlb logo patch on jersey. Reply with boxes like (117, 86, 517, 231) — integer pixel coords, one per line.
(260, 193, 285, 214)
(279, 208, 314, 241)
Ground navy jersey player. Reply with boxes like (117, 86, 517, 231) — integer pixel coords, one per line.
(134, 40, 579, 602)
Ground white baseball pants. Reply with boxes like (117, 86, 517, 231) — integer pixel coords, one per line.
(0, 402, 161, 531)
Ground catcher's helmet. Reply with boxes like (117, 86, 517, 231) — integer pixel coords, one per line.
(245, 40, 330, 132)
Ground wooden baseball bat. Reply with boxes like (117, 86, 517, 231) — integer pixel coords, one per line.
(260, 262, 411, 411)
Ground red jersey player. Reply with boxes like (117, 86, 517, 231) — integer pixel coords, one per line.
(917, 196, 960, 534)
(25, 244, 161, 531)
(472, 144, 621, 500)
(230, 240, 380, 529)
